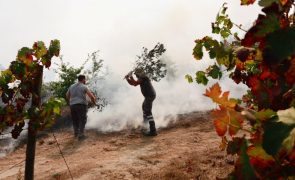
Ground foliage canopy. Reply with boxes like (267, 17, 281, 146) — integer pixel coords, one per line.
(0, 40, 64, 138)
(188, 1, 295, 178)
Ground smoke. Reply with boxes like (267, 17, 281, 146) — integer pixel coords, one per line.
(86, 56, 248, 132)
(0, 127, 28, 157)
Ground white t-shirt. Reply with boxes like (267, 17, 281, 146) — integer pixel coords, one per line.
(67, 82, 89, 105)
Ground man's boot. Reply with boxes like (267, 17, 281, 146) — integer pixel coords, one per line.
(145, 121, 157, 136)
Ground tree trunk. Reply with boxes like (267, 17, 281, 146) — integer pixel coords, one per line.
(25, 65, 43, 180)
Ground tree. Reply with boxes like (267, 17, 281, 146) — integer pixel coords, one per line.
(187, 1, 295, 178)
(48, 50, 104, 99)
(0, 40, 64, 179)
(47, 50, 107, 111)
(128, 43, 167, 82)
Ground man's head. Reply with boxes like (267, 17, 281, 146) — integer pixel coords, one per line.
(134, 68, 145, 78)
(78, 75, 86, 84)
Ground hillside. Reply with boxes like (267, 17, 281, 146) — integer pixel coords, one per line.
(0, 111, 234, 179)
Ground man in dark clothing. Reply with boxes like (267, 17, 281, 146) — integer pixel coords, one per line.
(66, 75, 96, 140)
(125, 68, 157, 136)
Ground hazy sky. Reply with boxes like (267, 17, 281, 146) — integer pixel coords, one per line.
(0, 0, 260, 81)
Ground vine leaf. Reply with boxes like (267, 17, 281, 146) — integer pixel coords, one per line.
(212, 106, 243, 136)
(33, 41, 47, 59)
(193, 40, 203, 60)
(285, 57, 295, 84)
(17, 47, 33, 66)
(278, 107, 295, 153)
(258, 0, 278, 7)
(280, 0, 288, 5)
(255, 14, 280, 37)
(185, 74, 193, 83)
(9, 61, 26, 79)
(1, 40, 61, 138)
(207, 64, 222, 79)
(196, 71, 208, 85)
(241, 0, 256, 5)
(228, 109, 244, 135)
(212, 106, 229, 136)
(235, 140, 256, 179)
(263, 108, 295, 155)
(204, 83, 237, 108)
(247, 145, 275, 169)
(255, 109, 276, 121)
(264, 27, 295, 64)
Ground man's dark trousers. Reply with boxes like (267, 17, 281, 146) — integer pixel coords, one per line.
(70, 104, 87, 137)
(142, 96, 157, 135)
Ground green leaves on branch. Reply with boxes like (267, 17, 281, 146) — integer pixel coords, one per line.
(193, 36, 233, 69)
(193, 39, 203, 60)
(207, 64, 222, 79)
(0, 40, 61, 138)
(212, 3, 233, 39)
(33, 41, 47, 60)
(185, 64, 222, 85)
(134, 43, 167, 82)
(48, 50, 105, 100)
(195, 71, 208, 85)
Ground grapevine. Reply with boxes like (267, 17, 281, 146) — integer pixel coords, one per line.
(187, 1, 295, 178)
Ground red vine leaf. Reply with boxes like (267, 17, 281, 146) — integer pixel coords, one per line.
(240, 0, 256, 5)
(280, 0, 288, 5)
(204, 83, 237, 108)
(17, 47, 33, 66)
(212, 106, 229, 136)
(247, 145, 275, 169)
(285, 58, 295, 85)
(212, 106, 243, 136)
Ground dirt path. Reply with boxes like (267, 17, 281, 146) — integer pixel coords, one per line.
(0, 111, 234, 179)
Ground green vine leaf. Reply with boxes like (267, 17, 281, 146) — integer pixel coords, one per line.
(263, 109, 295, 155)
(1, 40, 61, 138)
(185, 74, 193, 83)
(255, 109, 276, 121)
(33, 41, 47, 59)
(264, 27, 295, 63)
(236, 140, 256, 179)
(193, 40, 203, 60)
(255, 14, 280, 37)
(17, 47, 33, 66)
(207, 64, 222, 79)
(195, 71, 208, 85)
(258, 0, 278, 7)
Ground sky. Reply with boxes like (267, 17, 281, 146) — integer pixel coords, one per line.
(0, 0, 262, 131)
(0, 0, 260, 77)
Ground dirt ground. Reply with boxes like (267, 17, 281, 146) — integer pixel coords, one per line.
(0, 111, 235, 180)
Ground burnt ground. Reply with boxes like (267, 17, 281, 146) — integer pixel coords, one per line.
(0, 111, 235, 180)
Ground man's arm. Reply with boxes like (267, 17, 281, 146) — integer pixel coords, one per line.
(125, 75, 141, 86)
(66, 90, 70, 101)
(86, 89, 96, 104)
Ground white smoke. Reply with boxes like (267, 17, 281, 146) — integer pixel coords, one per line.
(86, 56, 248, 132)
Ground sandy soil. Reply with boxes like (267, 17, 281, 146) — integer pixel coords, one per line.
(0, 111, 234, 180)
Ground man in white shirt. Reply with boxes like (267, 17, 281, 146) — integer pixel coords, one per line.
(66, 75, 96, 140)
